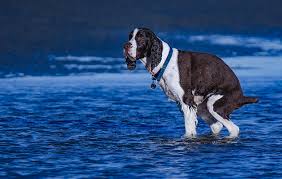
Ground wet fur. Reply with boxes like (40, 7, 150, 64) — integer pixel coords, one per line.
(177, 51, 258, 120)
(124, 28, 258, 137)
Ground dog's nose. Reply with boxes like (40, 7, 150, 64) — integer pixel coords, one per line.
(123, 42, 132, 50)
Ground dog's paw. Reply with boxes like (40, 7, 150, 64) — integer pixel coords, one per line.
(183, 133, 197, 139)
(210, 122, 223, 134)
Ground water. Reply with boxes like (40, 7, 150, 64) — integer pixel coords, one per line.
(1, 31, 282, 177)
(0, 61, 282, 177)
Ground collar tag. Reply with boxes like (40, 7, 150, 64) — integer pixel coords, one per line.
(150, 76, 157, 89)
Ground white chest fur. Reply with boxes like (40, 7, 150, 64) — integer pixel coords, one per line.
(158, 48, 185, 103)
(151, 41, 198, 137)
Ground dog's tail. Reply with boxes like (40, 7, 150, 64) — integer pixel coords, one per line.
(238, 96, 259, 107)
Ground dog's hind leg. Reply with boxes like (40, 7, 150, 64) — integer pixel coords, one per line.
(207, 95, 240, 138)
(197, 101, 223, 135)
(179, 102, 198, 138)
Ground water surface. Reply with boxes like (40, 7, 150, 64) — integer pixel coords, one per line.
(0, 58, 281, 177)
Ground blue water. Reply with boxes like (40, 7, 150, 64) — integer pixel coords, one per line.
(0, 65, 281, 177)
(1, 31, 282, 177)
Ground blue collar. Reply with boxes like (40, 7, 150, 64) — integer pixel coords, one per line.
(152, 47, 173, 81)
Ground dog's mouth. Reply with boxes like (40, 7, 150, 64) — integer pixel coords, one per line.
(125, 56, 136, 70)
(124, 50, 137, 71)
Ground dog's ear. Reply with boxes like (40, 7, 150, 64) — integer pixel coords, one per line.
(146, 33, 163, 70)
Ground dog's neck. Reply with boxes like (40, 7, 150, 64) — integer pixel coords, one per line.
(140, 40, 171, 75)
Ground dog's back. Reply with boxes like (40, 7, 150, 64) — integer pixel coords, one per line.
(178, 50, 258, 110)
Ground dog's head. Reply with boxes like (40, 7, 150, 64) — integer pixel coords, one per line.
(123, 28, 159, 71)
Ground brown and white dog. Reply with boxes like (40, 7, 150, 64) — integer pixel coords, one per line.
(123, 28, 258, 138)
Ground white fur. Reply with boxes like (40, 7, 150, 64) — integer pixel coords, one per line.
(207, 95, 240, 137)
(181, 103, 198, 137)
(210, 122, 223, 134)
(158, 47, 183, 102)
(128, 28, 138, 59)
(156, 42, 197, 137)
(194, 95, 204, 105)
(192, 90, 204, 105)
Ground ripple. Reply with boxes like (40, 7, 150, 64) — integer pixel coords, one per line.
(0, 75, 281, 178)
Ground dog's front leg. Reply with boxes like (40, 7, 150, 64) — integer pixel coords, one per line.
(177, 56, 197, 137)
(180, 102, 197, 138)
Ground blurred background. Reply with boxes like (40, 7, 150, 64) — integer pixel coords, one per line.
(1, 1, 282, 178)
(0, 0, 281, 77)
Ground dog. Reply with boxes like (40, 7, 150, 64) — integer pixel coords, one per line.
(123, 27, 258, 138)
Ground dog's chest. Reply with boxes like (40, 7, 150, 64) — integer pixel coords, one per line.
(159, 78, 178, 101)
(158, 49, 184, 102)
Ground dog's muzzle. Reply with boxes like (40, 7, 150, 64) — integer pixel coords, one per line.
(125, 57, 136, 70)
(124, 42, 137, 70)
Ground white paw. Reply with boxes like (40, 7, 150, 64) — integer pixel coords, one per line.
(228, 125, 240, 138)
(183, 132, 197, 138)
(210, 122, 223, 134)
